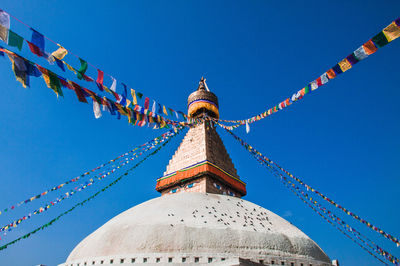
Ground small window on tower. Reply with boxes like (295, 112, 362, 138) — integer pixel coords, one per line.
(168, 257, 173, 263)
(208, 258, 213, 263)
(110, 259, 113, 264)
(120, 258, 124, 263)
(156, 258, 160, 263)
(182, 257, 186, 262)
(131, 258, 135, 263)
(194, 257, 200, 263)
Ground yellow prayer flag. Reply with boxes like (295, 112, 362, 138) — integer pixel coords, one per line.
(163, 105, 168, 116)
(383, 22, 400, 42)
(126, 99, 131, 108)
(338, 58, 352, 72)
(65, 63, 77, 74)
(51, 46, 68, 60)
(131, 89, 137, 105)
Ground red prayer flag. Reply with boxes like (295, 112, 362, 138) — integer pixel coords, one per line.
(316, 77, 322, 86)
(70, 81, 88, 103)
(96, 69, 104, 91)
(26, 41, 43, 57)
(144, 97, 150, 110)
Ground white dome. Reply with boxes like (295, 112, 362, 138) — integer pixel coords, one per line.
(62, 193, 331, 265)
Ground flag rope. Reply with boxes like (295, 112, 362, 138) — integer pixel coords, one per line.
(0, 128, 178, 238)
(0, 128, 178, 217)
(214, 17, 400, 131)
(0, 126, 184, 251)
(219, 123, 399, 263)
(1, 9, 187, 121)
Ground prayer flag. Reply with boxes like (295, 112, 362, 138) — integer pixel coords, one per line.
(338, 58, 352, 72)
(65, 62, 77, 74)
(157, 103, 163, 114)
(362, 40, 377, 55)
(353, 46, 368, 61)
(8, 30, 23, 51)
(54, 59, 65, 72)
(122, 83, 128, 98)
(131, 89, 137, 105)
(310, 81, 318, 91)
(30, 29, 45, 56)
(326, 69, 336, 79)
(144, 97, 150, 109)
(346, 54, 359, 66)
(383, 21, 400, 42)
(372, 31, 389, 48)
(136, 92, 143, 99)
(245, 121, 250, 133)
(51, 46, 68, 60)
(27, 62, 41, 77)
(332, 64, 343, 75)
(93, 99, 102, 119)
(320, 73, 328, 84)
(0, 10, 10, 43)
(77, 58, 88, 79)
(163, 105, 168, 116)
(96, 69, 104, 91)
(7, 53, 29, 88)
(110, 77, 117, 92)
(125, 98, 131, 108)
(37, 66, 63, 97)
(27, 41, 43, 57)
(152, 100, 156, 113)
(82, 74, 94, 82)
(69, 81, 88, 103)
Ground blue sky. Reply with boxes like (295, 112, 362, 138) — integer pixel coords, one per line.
(0, 1, 399, 265)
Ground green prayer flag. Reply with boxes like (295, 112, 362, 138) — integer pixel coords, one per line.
(48, 72, 63, 97)
(8, 30, 23, 51)
(304, 85, 310, 94)
(77, 58, 88, 79)
(136, 92, 143, 99)
(372, 31, 389, 48)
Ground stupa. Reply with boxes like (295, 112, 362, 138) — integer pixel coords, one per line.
(60, 78, 337, 266)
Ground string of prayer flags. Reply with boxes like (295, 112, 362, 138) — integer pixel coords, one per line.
(0, 9, 191, 122)
(0, 131, 177, 235)
(243, 135, 398, 265)
(0, 128, 179, 217)
(220, 123, 400, 249)
(277, 171, 394, 265)
(0, 128, 183, 250)
(215, 17, 400, 131)
(0, 9, 10, 43)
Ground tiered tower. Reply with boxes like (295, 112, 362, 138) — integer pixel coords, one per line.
(156, 78, 246, 197)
